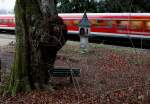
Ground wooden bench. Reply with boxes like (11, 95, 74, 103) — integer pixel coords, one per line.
(49, 67, 80, 83)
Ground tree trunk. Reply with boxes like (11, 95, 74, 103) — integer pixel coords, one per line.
(8, 0, 67, 95)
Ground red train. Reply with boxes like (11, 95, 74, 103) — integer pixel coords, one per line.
(0, 14, 15, 30)
(0, 13, 150, 45)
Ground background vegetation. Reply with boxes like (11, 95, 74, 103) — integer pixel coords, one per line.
(57, 0, 150, 13)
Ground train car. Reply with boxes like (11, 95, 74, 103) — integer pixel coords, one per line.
(59, 13, 150, 41)
(0, 14, 15, 31)
(0, 13, 150, 47)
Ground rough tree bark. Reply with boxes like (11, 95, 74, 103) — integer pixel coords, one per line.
(8, 0, 67, 95)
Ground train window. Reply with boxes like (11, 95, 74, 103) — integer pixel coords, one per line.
(96, 20, 113, 28)
(117, 20, 129, 29)
(90, 19, 99, 26)
(13, 19, 15, 23)
(106, 20, 114, 28)
(0, 19, 2, 23)
(9, 19, 14, 23)
(99, 20, 107, 27)
(3, 19, 8, 24)
(64, 20, 72, 26)
(146, 21, 150, 30)
(10, 19, 13, 23)
(130, 21, 143, 30)
(7, 19, 10, 23)
(73, 20, 80, 26)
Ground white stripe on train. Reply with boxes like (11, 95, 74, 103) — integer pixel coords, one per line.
(1, 27, 150, 39)
(0, 27, 15, 30)
(68, 30, 150, 39)
(59, 13, 150, 17)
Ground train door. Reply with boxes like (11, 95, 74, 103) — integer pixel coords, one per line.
(130, 20, 144, 32)
(145, 21, 150, 32)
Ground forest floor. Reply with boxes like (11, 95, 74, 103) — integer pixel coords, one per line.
(0, 41, 150, 104)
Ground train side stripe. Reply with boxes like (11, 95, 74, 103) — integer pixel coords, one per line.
(68, 30, 150, 39)
(0, 27, 15, 30)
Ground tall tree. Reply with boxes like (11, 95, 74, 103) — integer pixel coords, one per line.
(57, 0, 97, 13)
(97, 0, 150, 12)
(8, 0, 67, 95)
(57, 0, 150, 13)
